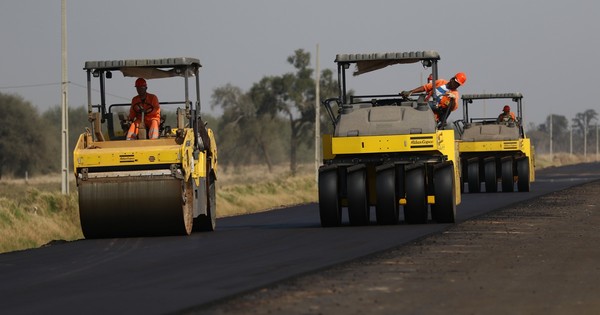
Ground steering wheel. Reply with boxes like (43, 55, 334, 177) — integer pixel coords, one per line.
(134, 103, 154, 115)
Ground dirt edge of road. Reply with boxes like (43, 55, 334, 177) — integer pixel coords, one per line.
(189, 180, 600, 315)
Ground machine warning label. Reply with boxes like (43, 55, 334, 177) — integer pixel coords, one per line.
(503, 141, 518, 150)
(119, 154, 136, 163)
(409, 136, 434, 148)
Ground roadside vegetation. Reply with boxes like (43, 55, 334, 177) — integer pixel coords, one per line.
(0, 164, 318, 254)
(0, 178, 81, 253)
(0, 48, 598, 253)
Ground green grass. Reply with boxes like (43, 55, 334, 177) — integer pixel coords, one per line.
(217, 174, 316, 217)
(0, 186, 82, 253)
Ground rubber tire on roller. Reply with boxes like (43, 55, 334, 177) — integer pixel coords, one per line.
(404, 166, 428, 224)
(431, 164, 456, 223)
(375, 166, 399, 225)
(517, 157, 530, 192)
(318, 168, 342, 227)
(467, 160, 480, 193)
(501, 158, 514, 192)
(484, 159, 497, 193)
(347, 166, 370, 226)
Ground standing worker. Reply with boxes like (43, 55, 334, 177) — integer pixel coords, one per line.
(127, 78, 161, 140)
(401, 72, 467, 122)
(497, 105, 516, 123)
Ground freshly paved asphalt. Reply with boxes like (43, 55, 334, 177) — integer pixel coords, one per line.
(0, 162, 598, 315)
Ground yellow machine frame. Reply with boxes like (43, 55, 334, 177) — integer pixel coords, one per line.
(323, 129, 461, 207)
(74, 57, 218, 238)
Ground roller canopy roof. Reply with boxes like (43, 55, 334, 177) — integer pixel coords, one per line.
(335, 51, 440, 76)
(462, 93, 523, 100)
(83, 57, 201, 79)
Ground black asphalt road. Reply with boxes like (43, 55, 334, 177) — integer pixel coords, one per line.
(0, 163, 598, 315)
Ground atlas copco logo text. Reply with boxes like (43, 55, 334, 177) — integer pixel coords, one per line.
(409, 137, 434, 148)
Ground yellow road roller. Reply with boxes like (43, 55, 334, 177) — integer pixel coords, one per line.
(73, 57, 218, 238)
(456, 93, 535, 193)
(319, 51, 460, 226)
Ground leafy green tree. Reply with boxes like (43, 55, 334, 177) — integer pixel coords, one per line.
(211, 84, 285, 172)
(572, 109, 598, 136)
(539, 114, 568, 135)
(528, 110, 598, 154)
(317, 68, 339, 136)
(41, 105, 90, 173)
(525, 121, 545, 154)
(250, 49, 339, 175)
(571, 109, 598, 154)
(210, 49, 339, 174)
(0, 93, 49, 178)
(538, 114, 569, 152)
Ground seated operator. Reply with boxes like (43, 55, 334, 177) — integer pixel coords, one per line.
(126, 78, 161, 140)
(496, 105, 516, 124)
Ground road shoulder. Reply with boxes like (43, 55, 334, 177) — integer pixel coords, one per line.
(191, 180, 600, 315)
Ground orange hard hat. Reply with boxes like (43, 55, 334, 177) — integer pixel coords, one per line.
(135, 78, 147, 87)
(503, 105, 511, 112)
(454, 72, 467, 85)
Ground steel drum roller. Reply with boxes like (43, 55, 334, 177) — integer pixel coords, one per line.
(78, 176, 192, 238)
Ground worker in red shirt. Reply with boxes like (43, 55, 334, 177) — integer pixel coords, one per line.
(497, 105, 516, 123)
(126, 78, 161, 140)
(401, 72, 467, 122)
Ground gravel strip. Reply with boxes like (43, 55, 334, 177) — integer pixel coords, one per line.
(189, 180, 600, 315)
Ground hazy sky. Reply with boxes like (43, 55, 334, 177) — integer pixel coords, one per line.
(1, 0, 598, 126)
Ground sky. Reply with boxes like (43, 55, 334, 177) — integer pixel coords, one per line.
(1, 0, 599, 127)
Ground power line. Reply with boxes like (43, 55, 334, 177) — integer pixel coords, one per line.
(0, 82, 63, 89)
(69, 81, 129, 101)
(0, 81, 130, 101)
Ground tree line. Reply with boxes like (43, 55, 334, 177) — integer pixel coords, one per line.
(0, 49, 338, 178)
(527, 110, 599, 155)
(0, 49, 598, 178)
(0, 93, 89, 179)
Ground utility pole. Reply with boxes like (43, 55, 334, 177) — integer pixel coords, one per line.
(584, 116, 588, 159)
(482, 89, 487, 118)
(314, 44, 320, 184)
(596, 123, 598, 161)
(570, 125, 573, 156)
(61, 0, 69, 195)
(549, 114, 553, 158)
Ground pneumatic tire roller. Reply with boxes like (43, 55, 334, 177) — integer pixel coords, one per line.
(319, 51, 461, 227)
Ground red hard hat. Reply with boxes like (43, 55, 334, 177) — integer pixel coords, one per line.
(454, 72, 467, 85)
(503, 105, 511, 112)
(135, 78, 147, 87)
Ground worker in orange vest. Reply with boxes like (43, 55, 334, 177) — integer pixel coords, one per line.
(126, 78, 161, 140)
(401, 72, 467, 122)
(497, 105, 516, 123)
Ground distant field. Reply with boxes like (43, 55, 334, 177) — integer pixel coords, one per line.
(0, 155, 595, 254)
(533, 152, 596, 169)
